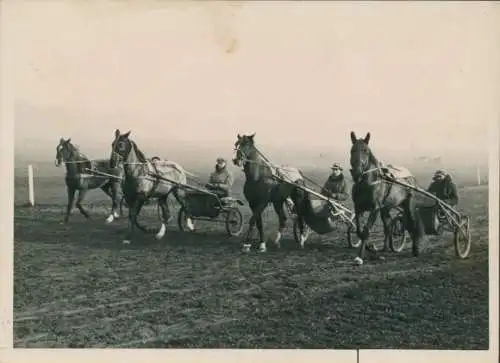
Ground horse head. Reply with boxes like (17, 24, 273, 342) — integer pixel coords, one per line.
(55, 137, 76, 167)
(110, 129, 132, 168)
(232, 133, 256, 167)
(349, 131, 373, 183)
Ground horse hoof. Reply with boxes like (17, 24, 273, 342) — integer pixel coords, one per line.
(122, 240, 131, 245)
(242, 244, 251, 253)
(155, 224, 166, 240)
(354, 257, 363, 265)
(299, 234, 308, 248)
(186, 218, 195, 231)
(105, 215, 115, 224)
(258, 242, 267, 253)
(274, 230, 283, 243)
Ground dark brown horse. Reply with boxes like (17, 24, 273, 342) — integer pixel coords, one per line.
(55, 138, 122, 224)
(349, 131, 424, 265)
(232, 133, 308, 252)
(109, 129, 194, 244)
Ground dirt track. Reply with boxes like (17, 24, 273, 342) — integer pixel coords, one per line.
(13, 179, 489, 348)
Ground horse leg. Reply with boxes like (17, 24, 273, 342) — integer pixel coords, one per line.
(243, 202, 268, 252)
(101, 182, 120, 223)
(242, 204, 257, 248)
(172, 188, 194, 231)
(272, 200, 288, 249)
(402, 195, 425, 257)
(110, 182, 121, 218)
(355, 209, 380, 265)
(254, 203, 268, 252)
(75, 189, 91, 220)
(123, 195, 146, 244)
(155, 196, 170, 240)
(354, 208, 364, 241)
(380, 207, 392, 252)
(64, 187, 76, 223)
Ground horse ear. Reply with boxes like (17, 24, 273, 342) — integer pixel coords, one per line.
(115, 129, 120, 138)
(237, 134, 241, 140)
(59, 138, 64, 144)
(250, 133, 255, 139)
(364, 132, 371, 144)
(350, 131, 357, 144)
(123, 131, 131, 138)
(66, 138, 71, 143)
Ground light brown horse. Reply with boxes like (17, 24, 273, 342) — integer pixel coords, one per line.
(109, 129, 194, 244)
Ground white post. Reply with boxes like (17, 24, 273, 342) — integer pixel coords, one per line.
(477, 164, 481, 186)
(28, 164, 35, 207)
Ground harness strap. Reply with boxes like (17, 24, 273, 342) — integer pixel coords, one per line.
(149, 161, 164, 196)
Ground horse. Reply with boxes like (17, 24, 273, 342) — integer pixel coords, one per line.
(232, 133, 308, 252)
(55, 138, 122, 224)
(349, 131, 425, 265)
(109, 129, 194, 244)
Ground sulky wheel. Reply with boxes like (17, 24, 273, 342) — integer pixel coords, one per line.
(389, 215, 407, 253)
(225, 208, 244, 237)
(454, 216, 471, 259)
(293, 218, 311, 245)
(177, 207, 196, 232)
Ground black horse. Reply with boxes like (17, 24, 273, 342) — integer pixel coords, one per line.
(55, 138, 122, 224)
(349, 131, 424, 265)
(232, 133, 308, 252)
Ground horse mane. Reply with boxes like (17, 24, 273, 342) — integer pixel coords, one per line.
(131, 141, 148, 163)
(367, 147, 380, 167)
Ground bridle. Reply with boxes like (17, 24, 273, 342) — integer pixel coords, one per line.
(233, 142, 274, 170)
(110, 139, 148, 168)
(350, 145, 383, 186)
(56, 144, 90, 166)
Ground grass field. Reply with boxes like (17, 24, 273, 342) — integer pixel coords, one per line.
(13, 176, 490, 349)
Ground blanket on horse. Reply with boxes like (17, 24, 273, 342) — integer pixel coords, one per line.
(272, 165, 304, 184)
(381, 164, 414, 181)
(150, 159, 185, 175)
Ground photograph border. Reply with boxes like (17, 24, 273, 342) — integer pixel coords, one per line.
(1, 1, 498, 362)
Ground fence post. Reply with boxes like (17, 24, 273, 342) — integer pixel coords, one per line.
(28, 164, 35, 207)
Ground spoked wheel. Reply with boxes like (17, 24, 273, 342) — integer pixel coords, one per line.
(177, 207, 196, 232)
(454, 216, 471, 259)
(293, 218, 311, 245)
(225, 208, 244, 237)
(389, 215, 407, 253)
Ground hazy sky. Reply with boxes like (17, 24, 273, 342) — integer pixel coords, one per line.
(9, 1, 500, 162)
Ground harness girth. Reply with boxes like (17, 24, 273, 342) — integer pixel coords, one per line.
(148, 161, 164, 197)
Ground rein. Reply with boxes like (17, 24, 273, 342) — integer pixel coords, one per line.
(236, 145, 300, 183)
